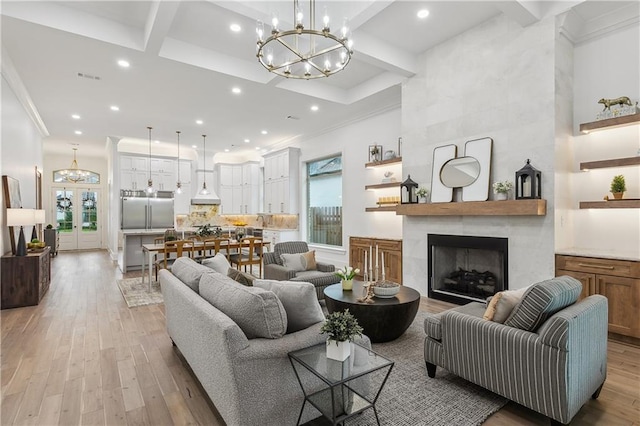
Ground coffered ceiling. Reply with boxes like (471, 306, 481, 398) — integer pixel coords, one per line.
(2, 1, 637, 158)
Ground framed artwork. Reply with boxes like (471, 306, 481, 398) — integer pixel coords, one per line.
(462, 137, 492, 201)
(2, 175, 22, 254)
(369, 145, 382, 163)
(430, 145, 457, 203)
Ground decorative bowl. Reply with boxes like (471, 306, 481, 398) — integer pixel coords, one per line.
(372, 281, 400, 298)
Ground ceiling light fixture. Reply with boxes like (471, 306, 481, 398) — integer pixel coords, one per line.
(175, 131, 182, 194)
(224, 149, 230, 152)
(72, 114, 81, 119)
(199, 134, 209, 195)
(60, 145, 90, 183)
(110, 105, 120, 111)
(230, 23, 241, 32)
(256, 0, 353, 79)
(145, 127, 155, 194)
(417, 9, 430, 19)
(261, 130, 268, 135)
(196, 119, 203, 125)
(244, 139, 250, 143)
(310, 105, 319, 111)
(192, 144, 197, 148)
(117, 59, 130, 67)
(74, 130, 82, 135)
(232, 87, 242, 94)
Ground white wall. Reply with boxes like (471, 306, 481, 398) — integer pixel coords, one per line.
(402, 15, 558, 295)
(567, 23, 640, 259)
(1, 75, 43, 255)
(290, 107, 403, 268)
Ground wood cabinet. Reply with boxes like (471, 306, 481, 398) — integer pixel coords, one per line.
(349, 237, 402, 284)
(556, 254, 640, 340)
(1, 247, 51, 309)
(263, 148, 300, 214)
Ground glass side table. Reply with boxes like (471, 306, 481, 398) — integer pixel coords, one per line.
(288, 342, 394, 425)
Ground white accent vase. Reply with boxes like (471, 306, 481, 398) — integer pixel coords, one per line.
(495, 192, 508, 201)
(326, 339, 350, 361)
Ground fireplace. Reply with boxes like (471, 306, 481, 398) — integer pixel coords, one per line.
(428, 234, 508, 305)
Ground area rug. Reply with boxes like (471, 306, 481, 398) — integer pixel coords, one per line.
(116, 277, 163, 308)
(345, 310, 508, 425)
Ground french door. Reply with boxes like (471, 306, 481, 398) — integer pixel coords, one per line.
(53, 188, 101, 250)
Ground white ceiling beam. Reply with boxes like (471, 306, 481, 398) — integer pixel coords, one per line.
(143, 0, 181, 55)
(494, 1, 543, 27)
(354, 31, 417, 77)
(273, 79, 348, 104)
(1, 1, 144, 51)
(346, 72, 405, 104)
(348, 0, 397, 30)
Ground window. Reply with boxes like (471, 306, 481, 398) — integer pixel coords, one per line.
(307, 155, 342, 246)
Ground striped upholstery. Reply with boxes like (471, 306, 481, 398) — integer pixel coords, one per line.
(504, 276, 582, 332)
(424, 293, 608, 425)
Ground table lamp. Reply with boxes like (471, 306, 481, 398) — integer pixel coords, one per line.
(32, 209, 46, 242)
(7, 208, 35, 256)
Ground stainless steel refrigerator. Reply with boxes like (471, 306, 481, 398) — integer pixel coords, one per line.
(121, 190, 174, 229)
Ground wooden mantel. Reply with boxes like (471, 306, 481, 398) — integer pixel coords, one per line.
(395, 199, 547, 216)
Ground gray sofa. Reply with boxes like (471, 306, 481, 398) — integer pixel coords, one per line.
(160, 257, 331, 426)
(264, 241, 340, 300)
(424, 276, 608, 425)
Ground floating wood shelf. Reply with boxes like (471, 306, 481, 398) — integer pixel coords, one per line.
(365, 182, 401, 190)
(579, 113, 640, 133)
(579, 200, 640, 209)
(365, 206, 398, 212)
(365, 157, 402, 168)
(395, 199, 547, 216)
(580, 156, 640, 170)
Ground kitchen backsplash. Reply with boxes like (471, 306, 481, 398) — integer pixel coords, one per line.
(175, 208, 298, 230)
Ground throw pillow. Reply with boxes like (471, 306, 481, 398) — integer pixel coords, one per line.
(254, 279, 324, 333)
(227, 268, 255, 286)
(199, 273, 287, 339)
(301, 250, 317, 271)
(483, 286, 529, 323)
(504, 276, 582, 332)
(202, 253, 232, 274)
(170, 256, 214, 293)
(280, 253, 306, 272)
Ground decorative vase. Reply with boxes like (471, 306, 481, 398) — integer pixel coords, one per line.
(495, 192, 508, 201)
(326, 339, 350, 361)
(612, 192, 624, 200)
(341, 279, 353, 291)
(418, 196, 427, 204)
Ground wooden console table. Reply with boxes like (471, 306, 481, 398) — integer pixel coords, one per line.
(349, 236, 402, 284)
(1, 247, 51, 309)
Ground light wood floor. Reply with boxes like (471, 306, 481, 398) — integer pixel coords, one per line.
(1, 250, 638, 425)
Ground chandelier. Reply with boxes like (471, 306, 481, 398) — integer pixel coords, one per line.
(256, 0, 353, 79)
(60, 146, 90, 183)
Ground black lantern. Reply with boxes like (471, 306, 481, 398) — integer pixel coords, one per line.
(515, 159, 542, 199)
(401, 175, 419, 204)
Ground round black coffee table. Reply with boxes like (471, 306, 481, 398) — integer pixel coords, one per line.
(324, 281, 421, 343)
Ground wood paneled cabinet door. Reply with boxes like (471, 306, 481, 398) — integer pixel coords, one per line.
(556, 269, 595, 301)
(349, 237, 402, 284)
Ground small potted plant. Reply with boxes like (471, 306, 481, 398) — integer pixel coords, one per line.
(492, 180, 513, 201)
(610, 175, 626, 199)
(335, 266, 359, 291)
(320, 309, 363, 361)
(416, 187, 429, 203)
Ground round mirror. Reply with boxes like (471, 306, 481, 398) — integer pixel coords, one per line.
(440, 156, 481, 188)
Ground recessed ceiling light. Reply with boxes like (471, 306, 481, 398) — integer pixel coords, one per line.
(196, 119, 203, 125)
(71, 114, 81, 119)
(74, 130, 82, 135)
(417, 9, 430, 19)
(255, 147, 261, 150)
(244, 139, 250, 143)
(310, 105, 319, 111)
(224, 148, 230, 152)
(155, 140, 160, 144)
(230, 23, 241, 32)
(110, 105, 120, 111)
(192, 145, 197, 148)
(117, 59, 130, 68)
(232, 87, 242, 94)
(261, 130, 268, 135)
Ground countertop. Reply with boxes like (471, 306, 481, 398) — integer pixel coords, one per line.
(120, 229, 170, 236)
(556, 248, 639, 262)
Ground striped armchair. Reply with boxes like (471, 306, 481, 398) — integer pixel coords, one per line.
(424, 276, 608, 425)
(263, 241, 339, 300)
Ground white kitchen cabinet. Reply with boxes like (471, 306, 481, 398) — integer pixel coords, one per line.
(150, 158, 175, 174)
(121, 155, 176, 191)
(121, 169, 149, 191)
(216, 162, 259, 214)
(262, 229, 299, 251)
(121, 155, 148, 172)
(178, 160, 192, 184)
(150, 171, 175, 191)
(263, 148, 299, 214)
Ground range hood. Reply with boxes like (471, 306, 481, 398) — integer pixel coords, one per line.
(190, 190, 221, 205)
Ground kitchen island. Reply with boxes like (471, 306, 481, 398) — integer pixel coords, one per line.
(119, 229, 169, 272)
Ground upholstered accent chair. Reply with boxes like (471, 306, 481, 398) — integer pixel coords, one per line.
(263, 241, 339, 300)
(423, 276, 608, 425)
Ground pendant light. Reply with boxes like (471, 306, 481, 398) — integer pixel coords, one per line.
(175, 130, 182, 194)
(199, 134, 209, 195)
(145, 126, 155, 194)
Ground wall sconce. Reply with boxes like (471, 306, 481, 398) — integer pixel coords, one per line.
(515, 159, 542, 199)
(401, 175, 418, 204)
(7, 208, 35, 256)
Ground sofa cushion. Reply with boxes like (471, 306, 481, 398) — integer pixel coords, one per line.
(227, 268, 255, 286)
(424, 302, 486, 341)
(280, 253, 306, 272)
(254, 279, 325, 333)
(483, 286, 529, 323)
(301, 250, 317, 271)
(504, 276, 582, 332)
(202, 253, 232, 274)
(291, 270, 340, 286)
(199, 273, 287, 339)
(170, 257, 213, 293)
